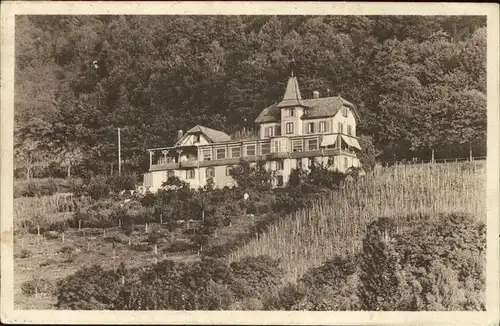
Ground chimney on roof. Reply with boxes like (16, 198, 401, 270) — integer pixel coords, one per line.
(177, 130, 183, 139)
(313, 90, 320, 99)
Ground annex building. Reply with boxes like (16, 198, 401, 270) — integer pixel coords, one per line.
(143, 75, 362, 191)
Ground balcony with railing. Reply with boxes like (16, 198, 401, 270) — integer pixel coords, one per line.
(147, 133, 360, 171)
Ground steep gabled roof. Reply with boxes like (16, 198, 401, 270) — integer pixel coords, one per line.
(255, 76, 360, 123)
(301, 95, 360, 121)
(254, 95, 360, 124)
(254, 102, 280, 124)
(175, 125, 231, 146)
(277, 76, 304, 108)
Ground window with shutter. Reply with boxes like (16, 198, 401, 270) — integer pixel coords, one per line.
(319, 121, 326, 132)
(307, 122, 315, 134)
(267, 127, 274, 137)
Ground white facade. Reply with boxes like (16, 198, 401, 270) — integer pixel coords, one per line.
(143, 75, 362, 192)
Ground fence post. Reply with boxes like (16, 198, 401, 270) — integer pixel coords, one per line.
(78, 220, 82, 231)
(61, 233, 65, 243)
(160, 214, 163, 224)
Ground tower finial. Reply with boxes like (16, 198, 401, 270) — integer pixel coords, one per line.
(291, 70, 294, 77)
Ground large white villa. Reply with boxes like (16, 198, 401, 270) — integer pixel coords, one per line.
(143, 75, 362, 191)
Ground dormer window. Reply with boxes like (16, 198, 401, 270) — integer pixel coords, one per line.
(193, 134, 201, 143)
(342, 107, 349, 117)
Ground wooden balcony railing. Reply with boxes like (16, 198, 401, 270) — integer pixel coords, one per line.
(148, 133, 360, 171)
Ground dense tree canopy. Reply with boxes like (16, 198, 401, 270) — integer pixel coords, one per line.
(15, 15, 486, 178)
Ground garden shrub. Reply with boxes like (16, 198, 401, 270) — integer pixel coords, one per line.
(39, 258, 57, 267)
(357, 213, 486, 311)
(16, 248, 32, 259)
(21, 277, 54, 297)
(230, 255, 283, 300)
(44, 230, 60, 240)
(59, 245, 75, 254)
(165, 240, 197, 253)
(130, 243, 151, 252)
(55, 265, 123, 309)
(86, 175, 112, 200)
(267, 255, 360, 311)
(115, 258, 235, 310)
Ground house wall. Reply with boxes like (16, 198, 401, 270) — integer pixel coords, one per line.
(280, 107, 304, 137)
(302, 117, 334, 135)
(259, 122, 280, 139)
(332, 107, 357, 136)
(178, 133, 211, 146)
(144, 150, 360, 192)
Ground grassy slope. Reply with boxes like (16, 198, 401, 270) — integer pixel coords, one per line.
(229, 162, 486, 283)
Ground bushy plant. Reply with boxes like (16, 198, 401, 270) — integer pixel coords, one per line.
(357, 135, 382, 172)
(357, 217, 402, 310)
(55, 265, 123, 309)
(21, 277, 54, 297)
(166, 240, 197, 253)
(115, 258, 235, 310)
(86, 175, 112, 200)
(109, 173, 138, 192)
(267, 255, 360, 311)
(59, 245, 75, 254)
(357, 213, 486, 311)
(230, 255, 283, 300)
(16, 248, 33, 259)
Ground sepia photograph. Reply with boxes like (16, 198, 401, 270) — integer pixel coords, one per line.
(1, 1, 499, 325)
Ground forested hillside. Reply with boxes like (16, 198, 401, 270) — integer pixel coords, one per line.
(15, 15, 486, 179)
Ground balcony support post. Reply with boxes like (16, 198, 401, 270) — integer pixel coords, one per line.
(149, 150, 153, 170)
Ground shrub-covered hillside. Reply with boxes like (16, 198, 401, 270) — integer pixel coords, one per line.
(15, 15, 486, 178)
